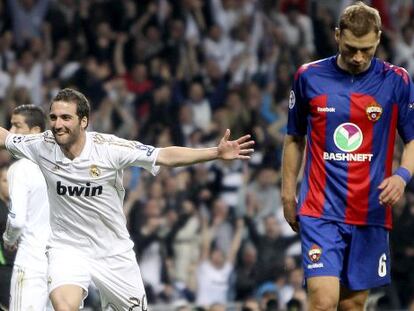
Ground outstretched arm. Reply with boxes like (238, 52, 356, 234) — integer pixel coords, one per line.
(0, 127, 10, 148)
(378, 139, 414, 205)
(156, 129, 254, 167)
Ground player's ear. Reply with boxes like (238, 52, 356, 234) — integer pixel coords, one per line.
(80, 116, 88, 130)
(335, 27, 340, 43)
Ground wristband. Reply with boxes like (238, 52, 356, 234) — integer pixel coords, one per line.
(394, 167, 412, 184)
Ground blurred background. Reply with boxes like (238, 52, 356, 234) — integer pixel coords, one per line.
(0, 0, 413, 310)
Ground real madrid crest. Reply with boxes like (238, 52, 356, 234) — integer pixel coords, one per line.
(366, 101, 383, 122)
(90, 165, 101, 178)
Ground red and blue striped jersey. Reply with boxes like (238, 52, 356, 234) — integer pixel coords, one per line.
(287, 56, 414, 229)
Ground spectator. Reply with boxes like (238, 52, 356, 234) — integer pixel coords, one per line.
(392, 23, 414, 77)
(255, 281, 279, 311)
(13, 49, 43, 106)
(186, 81, 212, 134)
(195, 217, 243, 307)
(208, 198, 234, 255)
(131, 199, 171, 303)
(165, 199, 200, 289)
(244, 213, 299, 284)
(233, 242, 259, 300)
(244, 166, 281, 232)
(7, 0, 50, 47)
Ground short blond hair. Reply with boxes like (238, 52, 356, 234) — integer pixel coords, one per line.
(338, 1, 381, 36)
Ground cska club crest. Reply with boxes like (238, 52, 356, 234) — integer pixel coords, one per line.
(366, 102, 383, 122)
(90, 165, 101, 178)
(308, 244, 322, 263)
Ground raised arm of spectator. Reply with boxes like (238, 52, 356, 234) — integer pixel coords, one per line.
(156, 129, 254, 167)
(191, 0, 207, 33)
(227, 218, 244, 265)
(199, 215, 213, 262)
(181, 39, 201, 79)
(41, 22, 53, 62)
(113, 33, 128, 76)
(130, 3, 157, 38)
(244, 212, 261, 245)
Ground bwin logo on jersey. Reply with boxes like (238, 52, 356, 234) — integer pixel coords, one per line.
(56, 181, 103, 197)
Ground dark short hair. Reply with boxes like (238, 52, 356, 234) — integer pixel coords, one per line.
(51, 88, 90, 127)
(338, 1, 381, 37)
(13, 105, 46, 131)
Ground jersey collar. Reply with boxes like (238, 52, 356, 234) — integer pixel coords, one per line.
(55, 132, 92, 164)
(332, 55, 377, 78)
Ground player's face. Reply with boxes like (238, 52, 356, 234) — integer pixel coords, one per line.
(336, 28, 380, 75)
(9, 114, 31, 134)
(49, 101, 86, 148)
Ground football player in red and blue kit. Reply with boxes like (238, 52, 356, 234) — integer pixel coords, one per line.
(282, 2, 414, 311)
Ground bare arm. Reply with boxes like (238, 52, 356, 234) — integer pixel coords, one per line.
(199, 217, 212, 262)
(113, 34, 128, 76)
(156, 129, 254, 167)
(379, 139, 414, 205)
(0, 127, 10, 148)
(227, 218, 244, 264)
(400, 140, 414, 173)
(281, 134, 306, 232)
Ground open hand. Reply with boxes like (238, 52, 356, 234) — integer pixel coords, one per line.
(217, 129, 254, 160)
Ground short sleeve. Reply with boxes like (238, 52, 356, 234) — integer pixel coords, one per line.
(117, 143, 161, 175)
(102, 134, 161, 175)
(287, 68, 309, 136)
(396, 71, 414, 143)
(5, 133, 44, 163)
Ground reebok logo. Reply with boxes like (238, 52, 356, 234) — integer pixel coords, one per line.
(317, 107, 335, 112)
(56, 181, 103, 197)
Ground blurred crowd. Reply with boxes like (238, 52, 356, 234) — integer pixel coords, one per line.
(0, 0, 414, 310)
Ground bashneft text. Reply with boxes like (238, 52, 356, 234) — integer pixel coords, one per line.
(323, 152, 373, 162)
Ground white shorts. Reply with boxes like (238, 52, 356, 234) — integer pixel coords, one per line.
(47, 248, 148, 311)
(10, 265, 49, 311)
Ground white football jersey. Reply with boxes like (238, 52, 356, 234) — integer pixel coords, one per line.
(6, 131, 160, 258)
(6, 158, 50, 270)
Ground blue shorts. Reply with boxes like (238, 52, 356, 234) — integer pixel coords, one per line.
(299, 215, 391, 290)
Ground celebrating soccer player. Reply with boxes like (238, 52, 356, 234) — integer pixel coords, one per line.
(0, 88, 254, 311)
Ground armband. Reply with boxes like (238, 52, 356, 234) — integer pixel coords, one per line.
(394, 167, 412, 184)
